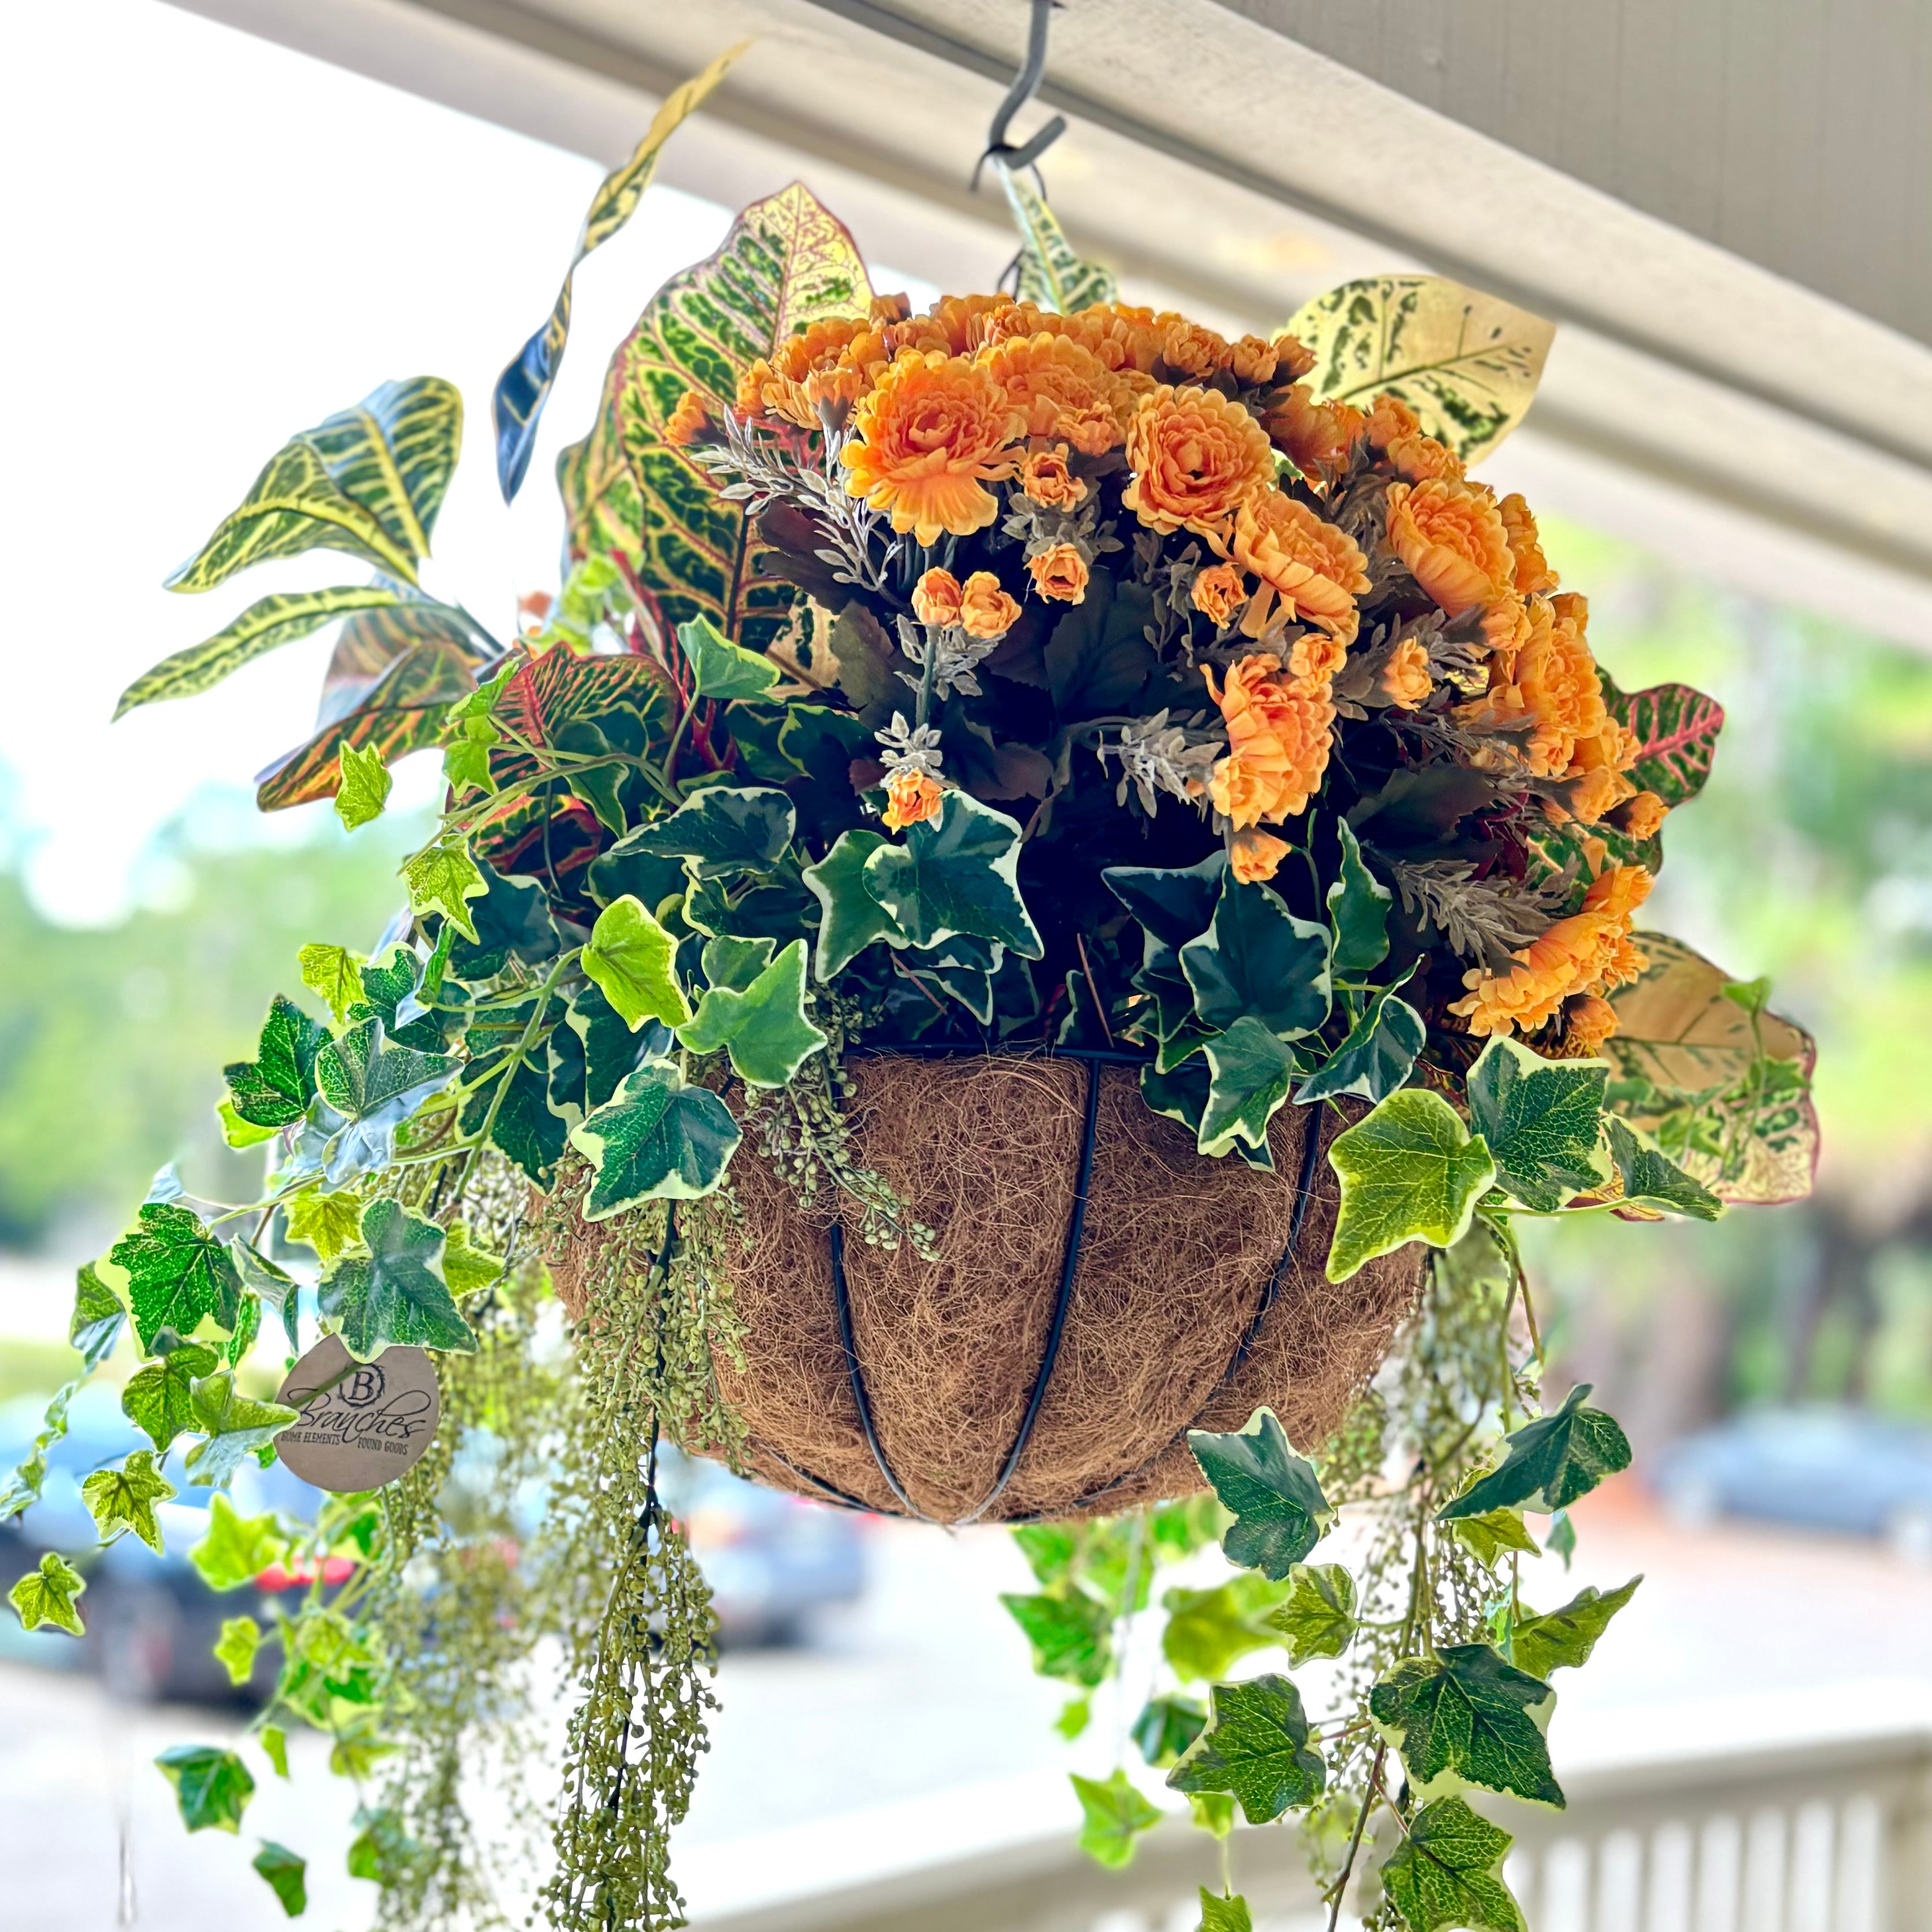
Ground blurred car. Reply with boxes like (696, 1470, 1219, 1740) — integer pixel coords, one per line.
(0, 1384, 322, 1703)
(1650, 1406, 1932, 1555)
(662, 1448, 869, 1646)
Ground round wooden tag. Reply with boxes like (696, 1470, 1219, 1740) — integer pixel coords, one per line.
(275, 1334, 440, 1492)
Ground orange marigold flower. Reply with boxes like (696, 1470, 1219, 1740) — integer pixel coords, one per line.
(1229, 826, 1292, 884)
(1230, 488, 1371, 639)
(1361, 392, 1463, 482)
(1228, 334, 1280, 387)
(1019, 443, 1088, 508)
(1262, 383, 1365, 483)
(1191, 562, 1248, 628)
(1381, 637, 1433, 709)
(1159, 319, 1232, 381)
(977, 334, 1132, 455)
(1559, 993, 1619, 1058)
(1384, 478, 1520, 646)
(1289, 629, 1350, 682)
(912, 566, 964, 628)
(664, 388, 710, 447)
(893, 293, 1020, 357)
(882, 766, 944, 832)
(1027, 543, 1089, 604)
(1449, 864, 1653, 1038)
(1271, 333, 1317, 380)
(870, 292, 914, 327)
(1203, 654, 1335, 826)
(737, 316, 878, 428)
(840, 349, 1026, 545)
(958, 570, 1021, 639)
(1123, 386, 1278, 541)
(1619, 790, 1668, 841)
(1499, 492, 1559, 596)
(1463, 595, 1610, 783)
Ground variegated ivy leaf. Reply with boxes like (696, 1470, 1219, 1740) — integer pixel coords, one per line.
(1288, 275, 1554, 463)
(10, 1551, 86, 1636)
(802, 829, 904, 979)
(0, 1382, 76, 1522)
(190, 1493, 289, 1590)
(1187, 1408, 1333, 1579)
(123, 1342, 221, 1453)
(992, 160, 1118, 314)
(864, 792, 1045, 958)
(1197, 1017, 1298, 1158)
(1294, 987, 1425, 1106)
(1465, 1036, 1610, 1212)
(1605, 1117, 1723, 1220)
(181, 1373, 299, 1488)
(1438, 1384, 1631, 1520)
(83, 1450, 176, 1552)
(569, 1062, 743, 1219)
(1380, 1797, 1527, 1932)
(1178, 876, 1330, 1039)
(679, 611, 780, 702)
(224, 993, 330, 1130)
(1262, 1561, 1358, 1666)
(155, 1745, 255, 1834)
(400, 841, 488, 941)
(1508, 1577, 1642, 1679)
(214, 1615, 264, 1687)
(1068, 1770, 1159, 1870)
(1000, 1589, 1113, 1689)
(69, 1262, 125, 1370)
(1160, 1574, 1289, 1683)
(1325, 1091, 1496, 1282)
(1327, 821, 1391, 975)
(1370, 1644, 1562, 1809)
(110, 1204, 244, 1351)
(334, 741, 392, 830)
(319, 1198, 476, 1360)
(494, 45, 744, 499)
(1166, 1674, 1325, 1825)
(253, 1840, 307, 1918)
(582, 895, 691, 1031)
(677, 939, 828, 1088)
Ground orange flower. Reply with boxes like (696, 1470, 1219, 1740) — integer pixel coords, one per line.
(1019, 444, 1088, 508)
(1289, 629, 1350, 683)
(1229, 826, 1292, 884)
(882, 766, 944, 832)
(1191, 562, 1248, 628)
(912, 566, 963, 628)
(958, 570, 1021, 639)
(1381, 637, 1433, 709)
(1271, 333, 1317, 381)
(977, 334, 1132, 455)
(1499, 493, 1559, 596)
(664, 389, 710, 447)
(1122, 386, 1278, 540)
(1262, 383, 1365, 483)
(1158, 319, 1232, 381)
(1364, 394, 1464, 484)
(1619, 790, 1668, 841)
(840, 349, 1026, 544)
(1449, 864, 1653, 1038)
(1226, 335, 1280, 387)
(870, 292, 914, 327)
(1559, 993, 1619, 1058)
(1230, 489, 1370, 639)
(1203, 653, 1335, 826)
(737, 316, 881, 428)
(892, 294, 1020, 357)
(1027, 543, 1089, 604)
(1383, 479, 1520, 646)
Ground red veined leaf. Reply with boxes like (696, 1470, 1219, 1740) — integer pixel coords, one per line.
(1600, 675, 1725, 809)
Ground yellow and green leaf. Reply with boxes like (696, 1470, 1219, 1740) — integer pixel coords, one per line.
(991, 160, 1117, 314)
(303, 376, 463, 563)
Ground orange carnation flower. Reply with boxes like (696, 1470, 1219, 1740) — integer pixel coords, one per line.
(737, 316, 881, 428)
(1019, 444, 1088, 508)
(1229, 826, 1292, 884)
(912, 567, 964, 628)
(1158, 319, 1232, 381)
(1289, 629, 1350, 683)
(958, 571, 1021, 639)
(977, 333, 1132, 455)
(1559, 993, 1618, 1058)
(1384, 479, 1519, 646)
(1271, 334, 1317, 381)
(1619, 791, 1668, 841)
(664, 389, 710, 447)
(1365, 394, 1464, 484)
(1230, 489, 1370, 639)
(1191, 562, 1248, 628)
(892, 293, 1019, 357)
(1381, 637, 1433, 709)
(882, 767, 944, 832)
(1263, 383, 1365, 484)
(1499, 493, 1559, 596)
(1203, 653, 1335, 826)
(1449, 864, 1653, 1038)
(1027, 543, 1089, 604)
(840, 349, 1026, 545)
(1123, 387, 1278, 540)
(1227, 335, 1280, 386)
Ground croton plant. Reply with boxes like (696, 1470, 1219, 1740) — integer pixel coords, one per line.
(3, 49, 1815, 1932)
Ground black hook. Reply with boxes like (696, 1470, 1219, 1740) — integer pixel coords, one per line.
(970, 0, 1067, 191)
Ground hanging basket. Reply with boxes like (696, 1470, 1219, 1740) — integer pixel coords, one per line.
(561, 1051, 1426, 1526)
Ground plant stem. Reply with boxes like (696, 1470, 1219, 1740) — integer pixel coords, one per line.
(1326, 1739, 1385, 1932)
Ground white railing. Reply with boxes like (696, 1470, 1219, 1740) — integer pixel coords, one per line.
(681, 1685, 1932, 1932)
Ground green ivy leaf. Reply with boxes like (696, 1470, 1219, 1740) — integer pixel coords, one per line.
(82, 1450, 176, 1553)
(863, 791, 1045, 958)
(111, 1204, 244, 1351)
(1197, 1017, 1299, 1157)
(191, 1493, 290, 1590)
(1188, 1407, 1334, 1579)
(123, 1341, 221, 1453)
(320, 1198, 476, 1360)
(1103, 853, 1226, 948)
(441, 1225, 505, 1297)
(1448, 1508, 1541, 1566)
(1160, 1574, 1289, 1683)
(298, 943, 365, 1025)
(0, 1384, 75, 1521)
(677, 939, 828, 1087)
(1295, 989, 1425, 1105)
(1605, 1116, 1723, 1219)
(1054, 1697, 1091, 1740)
(680, 613, 780, 700)
(1380, 1796, 1527, 1932)
(611, 786, 796, 881)
(583, 894, 692, 1030)
(285, 1189, 364, 1264)
(1328, 821, 1392, 974)
(569, 1062, 743, 1219)
(224, 993, 331, 1129)
(1166, 1674, 1325, 1824)
(253, 1841, 309, 1918)
(1467, 1037, 1610, 1212)
(214, 1615, 264, 1686)
(1263, 1561, 1358, 1666)
(400, 841, 488, 941)
(1196, 1889, 1254, 1932)
(313, 1017, 459, 1139)
(183, 1373, 299, 1489)
(802, 829, 904, 979)
(1132, 1694, 1206, 1768)
(1000, 1589, 1113, 1688)
(1326, 1090, 1497, 1283)
(155, 1745, 255, 1834)
(1180, 877, 1330, 1039)
(69, 1262, 126, 1370)
(1370, 1645, 1562, 1808)
(1510, 1577, 1642, 1678)
(232, 1236, 301, 1353)
(10, 1551, 86, 1636)
(333, 740, 392, 831)
(1437, 1384, 1631, 1519)
(261, 1726, 290, 1779)
(1069, 1770, 1160, 1870)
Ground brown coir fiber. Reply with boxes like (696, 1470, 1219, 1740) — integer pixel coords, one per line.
(562, 1054, 1426, 1524)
